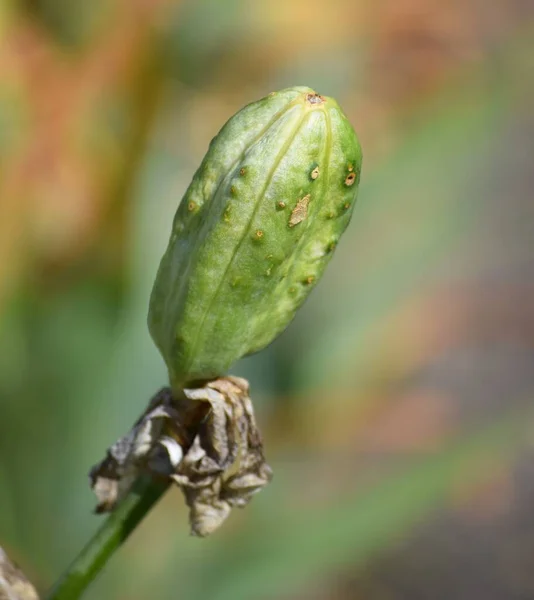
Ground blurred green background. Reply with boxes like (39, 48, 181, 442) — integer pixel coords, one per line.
(1, 1, 534, 598)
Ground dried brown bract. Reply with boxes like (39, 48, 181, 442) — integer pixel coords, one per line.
(90, 377, 272, 536)
(0, 547, 39, 600)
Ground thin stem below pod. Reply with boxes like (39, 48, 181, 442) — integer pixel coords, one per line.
(45, 475, 170, 600)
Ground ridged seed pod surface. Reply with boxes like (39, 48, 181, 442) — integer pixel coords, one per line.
(149, 86, 362, 388)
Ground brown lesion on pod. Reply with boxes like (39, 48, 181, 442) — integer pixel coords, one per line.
(239, 167, 247, 177)
(253, 229, 264, 241)
(344, 172, 356, 186)
(310, 165, 320, 180)
(304, 275, 315, 285)
(187, 201, 198, 212)
(289, 194, 311, 227)
(230, 185, 237, 196)
(277, 200, 286, 210)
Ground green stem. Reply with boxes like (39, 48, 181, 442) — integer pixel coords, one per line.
(45, 475, 170, 600)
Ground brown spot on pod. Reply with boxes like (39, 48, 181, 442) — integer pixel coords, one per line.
(289, 194, 311, 227)
(254, 229, 264, 240)
(230, 185, 237, 196)
(310, 166, 320, 180)
(326, 241, 337, 253)
(239, 167, 247, 176)
(343, 202, 351, 210)
(277, 201, 286, 209)
(305, 275, 315, 285)
(188, 201, 198, 212)
(345, 172, 356, 186)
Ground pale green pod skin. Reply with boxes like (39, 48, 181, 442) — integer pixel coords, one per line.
(149, 86, 362, 389)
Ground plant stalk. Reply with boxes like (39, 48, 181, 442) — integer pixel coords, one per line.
(45, 475, 170, 600)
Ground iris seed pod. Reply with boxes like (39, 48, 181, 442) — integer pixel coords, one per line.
(149, 86, 362, 389)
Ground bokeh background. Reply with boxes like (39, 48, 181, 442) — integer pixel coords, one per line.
(1, 1, 534, 598)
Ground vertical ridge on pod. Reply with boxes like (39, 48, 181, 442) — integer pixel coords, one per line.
(183, 109, 310, 377)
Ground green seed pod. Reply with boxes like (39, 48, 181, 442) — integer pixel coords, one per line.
(149, 86, 362, 389)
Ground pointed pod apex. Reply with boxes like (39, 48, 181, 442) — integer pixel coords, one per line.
(306, 92, 325, 105)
